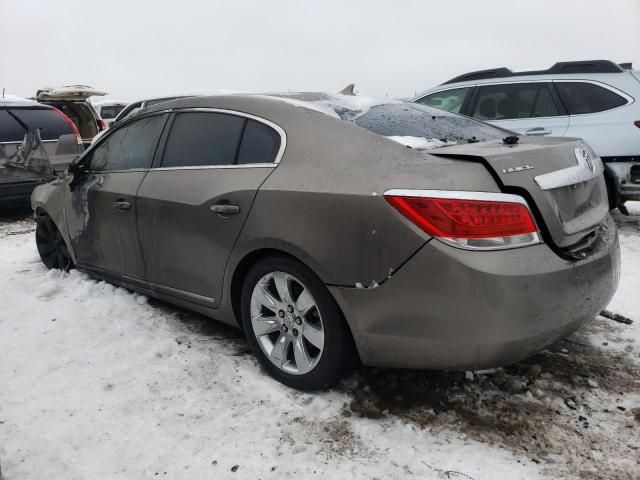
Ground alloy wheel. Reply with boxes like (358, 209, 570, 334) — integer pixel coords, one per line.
(250, 271, 325, 375)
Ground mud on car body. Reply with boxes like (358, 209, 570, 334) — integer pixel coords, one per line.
(31, 93, 620, 390)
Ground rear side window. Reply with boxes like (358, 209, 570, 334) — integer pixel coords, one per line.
(89, 114, 167, 171)
(3, 108, 73, 141)
(237, 119, 281, 164)
(161, 112, 245, 168)
(472, 83, 560, 120)
(415, 87, 471, 114)
(0, 110, 27, 142)
(555, 82, 627, 114)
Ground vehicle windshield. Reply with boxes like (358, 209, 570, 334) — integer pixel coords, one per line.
(351, 103, 507, 148)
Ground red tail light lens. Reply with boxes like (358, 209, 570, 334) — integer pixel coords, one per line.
(384, 190, 541, 250)
(53, 107, 82, 145)
(98, 119, 107, 131)
(634, 120, 640, 129)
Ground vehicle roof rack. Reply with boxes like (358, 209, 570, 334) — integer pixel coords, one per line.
(442, 60, 626, 85)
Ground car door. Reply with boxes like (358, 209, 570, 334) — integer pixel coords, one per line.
(470, 82, 569, 137)
(65, 113, 168, 280)
(554, 80, 634, 156)
(136, 109, 283, 307)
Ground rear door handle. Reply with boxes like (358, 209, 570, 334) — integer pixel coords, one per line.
(524, 127, 552, 136)
(113, 199, 132, 211)
(210, 204, 240, 215)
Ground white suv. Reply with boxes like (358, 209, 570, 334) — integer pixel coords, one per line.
(413, 60, 640, 208)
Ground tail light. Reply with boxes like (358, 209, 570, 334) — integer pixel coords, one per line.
(634, 120, 640, 129)
(52, 107, 82, 145)
(384, 189, 541, 250)
(98, 119, 107, 131)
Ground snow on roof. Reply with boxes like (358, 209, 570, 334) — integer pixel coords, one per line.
(0, 95, 40, 107)
(258, 92, 401, 121)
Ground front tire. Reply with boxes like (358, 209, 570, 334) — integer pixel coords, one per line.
(240, 255, 355, 391)
(35, 216, 74, 271)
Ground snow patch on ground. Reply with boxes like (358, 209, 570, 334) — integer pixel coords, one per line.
(0, 204, 639, 479)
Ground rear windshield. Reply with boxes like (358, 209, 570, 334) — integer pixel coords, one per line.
(351, 103, 507, 147)
(0, 107, 73, 142)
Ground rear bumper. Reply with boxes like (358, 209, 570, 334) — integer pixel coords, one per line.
(330, 215, 620, 370)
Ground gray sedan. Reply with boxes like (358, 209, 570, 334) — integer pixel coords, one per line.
(31, 93, 620, 390)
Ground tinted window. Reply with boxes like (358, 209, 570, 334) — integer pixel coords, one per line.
(415, 87, 470, 113)
(89, 114, 167, 171)
(162, 112, 245, 167)
(555, 82, 627, 114)
(4, 108, 73, 141)
(237, 119, 280, 164)
(353, 103, 505, 145)
(0, 109, 27, 142)
(472, 83, 560, 120)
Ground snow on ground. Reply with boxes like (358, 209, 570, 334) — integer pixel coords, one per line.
(0, 205, 639, 480)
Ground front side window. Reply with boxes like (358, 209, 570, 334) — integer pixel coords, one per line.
(472, 83, 561, 120)
(89, 114, 167, 171)
(415, 87, 470, 114)
(161, 112, 245, 168)
(555, 82, 627, 114)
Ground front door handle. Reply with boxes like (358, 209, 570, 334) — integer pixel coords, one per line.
(113, 199, 132, 211)
(524, 127, 552, 136)
(210, 204, 240, 215)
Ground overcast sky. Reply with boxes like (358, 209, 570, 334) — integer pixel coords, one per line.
(2, 0, 639, 102)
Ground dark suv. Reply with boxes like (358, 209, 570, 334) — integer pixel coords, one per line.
(0, 96, 83, 207)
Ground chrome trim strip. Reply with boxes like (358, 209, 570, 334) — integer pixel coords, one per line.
(0, 139, 58, 145)
(163, 107, 287, 165)
(534, 149, 603, 191)
(382, 189, 530, 206)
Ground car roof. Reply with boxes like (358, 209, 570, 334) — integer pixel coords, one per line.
(141, 91, 401, 122)
(442, 60, 629, 85)
(0, 95, 46, 108)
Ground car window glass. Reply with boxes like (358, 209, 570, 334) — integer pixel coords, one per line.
(415, 87, 470, 113)
(0, 109, 28, 142)
(555, 82, 627, 114)
(354, 103, 506, 145)
(89, 114, 167, 171)
(7, 108, 73, 140)
(236, 119, 281, 164)
(161, 112, 245, 168)
(472, 83, 560, 120)
(99, 105, 125, 119)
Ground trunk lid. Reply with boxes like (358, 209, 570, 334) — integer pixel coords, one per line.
(36, 85, 107, 102)
(431, 136, 609, 250)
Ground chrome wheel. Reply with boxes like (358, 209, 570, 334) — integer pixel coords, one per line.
(250, 271, 324, 375)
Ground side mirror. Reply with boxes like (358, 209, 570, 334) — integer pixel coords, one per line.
(67, 157, 88, 191)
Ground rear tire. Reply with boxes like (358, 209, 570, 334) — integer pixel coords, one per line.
(35, 216, 74, 271)
(240, 254, 355, 391)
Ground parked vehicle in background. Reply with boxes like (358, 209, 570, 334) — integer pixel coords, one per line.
(413, 60, 640, 209)
(92, 101, 128, 128)
(1, 95, 82, 207)
(32, 92, 619, 390)
(36, 86, 106, 148)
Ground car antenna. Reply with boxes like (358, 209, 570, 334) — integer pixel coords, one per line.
(339, 83, 356, 95)
(2, 88, 4, 98)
